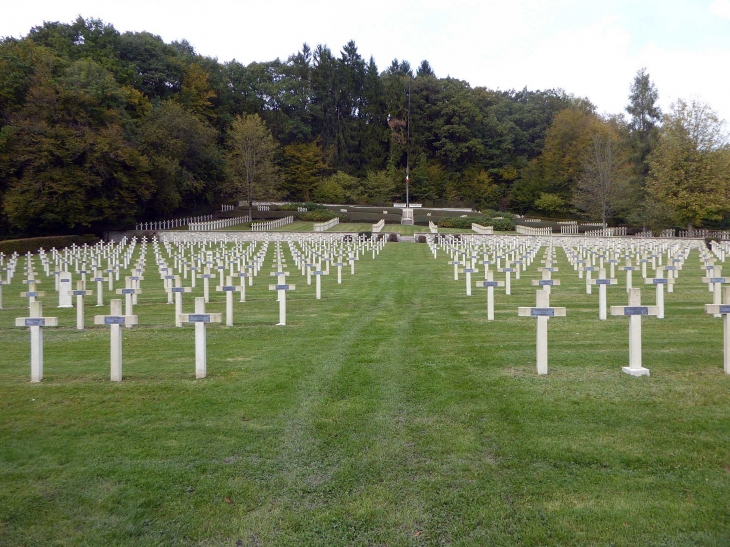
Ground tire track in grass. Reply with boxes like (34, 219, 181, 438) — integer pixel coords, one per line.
(239, 244, 403, 538)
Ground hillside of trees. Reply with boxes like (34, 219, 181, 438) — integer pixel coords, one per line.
(1, 16, 728, 237)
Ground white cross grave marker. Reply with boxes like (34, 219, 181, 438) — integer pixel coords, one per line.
(216, 276, 242, 326)
(704, 286, 730, 374)
(179, 297, 222, 379)
(610, 288, 659, 377)
(477, 270, 504, 321)
(69, 281, 93, 330)
(590, 268, 618, 320)
(517, 290, 567, 375)
(15, 301, 58, 382)
(644, 267, 672, 319)
(94, 299, 137, 381)
(269, 280, 296, 326)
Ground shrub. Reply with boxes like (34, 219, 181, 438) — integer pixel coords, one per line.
(437, 215, 515, 231)
(300, 210, 349, 222)
(0, 235, 100, 254)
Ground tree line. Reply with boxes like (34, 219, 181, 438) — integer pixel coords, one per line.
(0, 16, 728, 237)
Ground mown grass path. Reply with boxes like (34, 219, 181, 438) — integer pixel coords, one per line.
(0, 242, 728, 545)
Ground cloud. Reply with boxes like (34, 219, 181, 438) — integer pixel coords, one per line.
(710, 0, 730, 20)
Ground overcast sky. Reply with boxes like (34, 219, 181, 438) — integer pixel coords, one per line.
(3, 0, 730, 123)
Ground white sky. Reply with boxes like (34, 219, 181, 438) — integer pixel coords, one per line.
(3, 0, 730, 122)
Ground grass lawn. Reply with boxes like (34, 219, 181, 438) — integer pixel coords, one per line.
(0, 241, 728, 545)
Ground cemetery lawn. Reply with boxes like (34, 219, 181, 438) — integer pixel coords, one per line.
(0, 242, 728, 546)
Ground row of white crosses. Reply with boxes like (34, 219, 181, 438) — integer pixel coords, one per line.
(8, 234, 347, 384)
(434, 235, 718, 376)
(15, 299, 137, 383)
(561, 238, 693, 320)
(518, 243, 567, 374)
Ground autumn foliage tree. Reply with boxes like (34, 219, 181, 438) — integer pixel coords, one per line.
(646, 99, 730, 230)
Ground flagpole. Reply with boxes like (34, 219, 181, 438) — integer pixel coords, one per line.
(406, 77, 411, 208)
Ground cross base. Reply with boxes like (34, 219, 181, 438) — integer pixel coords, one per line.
(622, 366, 650, 377)
(276, 322, 285, 326)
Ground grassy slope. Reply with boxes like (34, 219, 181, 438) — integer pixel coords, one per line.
(0, 242, 728, 546)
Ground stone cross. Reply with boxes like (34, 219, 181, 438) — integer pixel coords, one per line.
(69, 281, 93, 330)
(498, 263, 515, 295)
(216, 276, 242, 326)
(92, 270, 108, 306)
(116, 285, 141, 326)
(460, 264, 479, 296)
(644, 267, 672, 319)
(235, 272, 248, 302)
(704, 286, 730, 374)
(590, 268, 618, 320)
(20, 279, 45, 307)
(162, 270, 176, 304)
(166, 278, 191, 327)
(312, 266, 328, 300)
(533, 267, 560, 296)
(179, 297, 222, 379)
(15, 301, 58, 382)
(198, 267, 214, 303)
(477, 270, 504, 321)
(702, 267, 725, 318)
(94, 299, 137, 381)
(610, 288, 659, 376)
(517, 290, 566, 375)
(583, 265, 596, 295)
(622, 262, 636, 293)
(334, 259, 345, 284)
(449, 259, 461, 281)
(269, 280, 296, 326)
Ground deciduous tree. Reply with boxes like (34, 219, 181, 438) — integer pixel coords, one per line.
(227, 114, 279, 218)
(574, 118, 632, 227)
(646, 99, 730, 230)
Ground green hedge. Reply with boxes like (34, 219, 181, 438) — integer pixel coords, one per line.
(299, 210, 349, 222)
(0, 235, 99, 255)
(438, 216, 515, 231)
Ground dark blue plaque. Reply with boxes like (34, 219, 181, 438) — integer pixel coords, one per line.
(188, 314, 210, 322)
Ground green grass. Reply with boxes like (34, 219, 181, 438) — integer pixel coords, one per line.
(0, 242, 728, 546)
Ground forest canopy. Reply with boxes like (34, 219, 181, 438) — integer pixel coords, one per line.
(0, 17, 728, 236)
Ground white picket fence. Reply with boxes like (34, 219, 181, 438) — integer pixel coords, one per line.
(221, 204, 234, 212)
(471, 223, 494, 235)
(136, 215, 213, 231)
(313, 218, 340, 232)
(560, 224, 579, 234)
(251, 216, 294, 231)
(372, 219, 385, 233)
(516, 225, 552, 236)
(678, 229, 730, 239)
(189, 216, 250, 231)
(584, 227, 628, 237)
